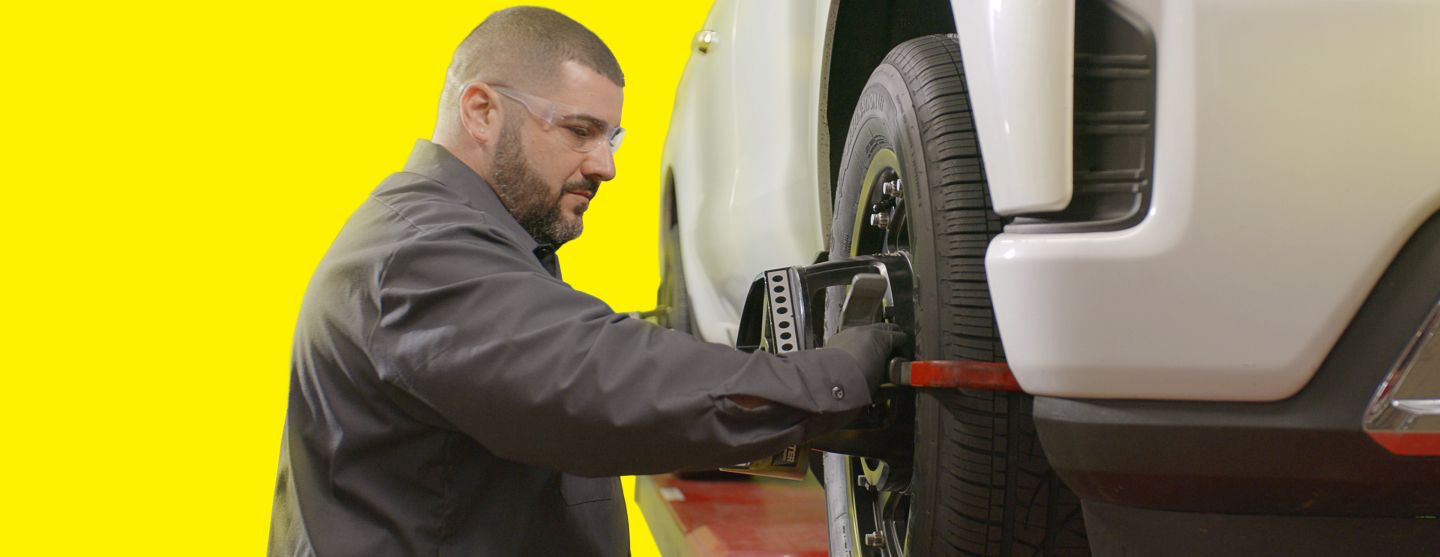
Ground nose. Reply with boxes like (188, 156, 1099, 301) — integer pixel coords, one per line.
(581, 143, 617, 183)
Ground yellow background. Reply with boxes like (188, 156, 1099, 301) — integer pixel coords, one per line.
(1, 1, 712, 554)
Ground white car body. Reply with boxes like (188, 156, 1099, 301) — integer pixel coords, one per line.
(662, 0, 1440, 401)
(662, 0, 833, 346)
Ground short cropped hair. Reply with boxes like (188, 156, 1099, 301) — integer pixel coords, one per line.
(439, 6, 624, 122)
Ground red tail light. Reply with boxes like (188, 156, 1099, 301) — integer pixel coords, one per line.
(1363, 301, 1440, 456)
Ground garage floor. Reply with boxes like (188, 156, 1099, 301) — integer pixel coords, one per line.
(636, 473, 829, 557)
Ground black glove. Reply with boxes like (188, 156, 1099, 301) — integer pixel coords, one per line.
(827, 323, 910, 390)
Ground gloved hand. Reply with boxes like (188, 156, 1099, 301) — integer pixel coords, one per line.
(826, 322, 910, 390)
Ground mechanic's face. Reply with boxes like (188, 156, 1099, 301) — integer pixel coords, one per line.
(490, 62, 622, 247)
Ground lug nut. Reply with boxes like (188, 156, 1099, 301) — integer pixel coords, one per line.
(882, 179, 903, 197)
(869, 212, 890, 228)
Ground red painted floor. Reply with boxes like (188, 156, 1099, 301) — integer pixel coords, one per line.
(636, 473, 829, 557)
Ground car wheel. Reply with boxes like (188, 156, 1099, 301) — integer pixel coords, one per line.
(823, 34, 1089, 557)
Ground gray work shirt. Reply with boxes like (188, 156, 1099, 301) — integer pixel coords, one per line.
(269, 140, 872, 556)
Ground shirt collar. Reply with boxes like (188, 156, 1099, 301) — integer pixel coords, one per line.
(401, 140, 561, 277)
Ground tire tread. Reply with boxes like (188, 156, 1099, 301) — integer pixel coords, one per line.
(882, 35, 1089, 557)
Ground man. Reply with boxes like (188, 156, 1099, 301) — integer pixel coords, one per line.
(269, 7, 905, 556)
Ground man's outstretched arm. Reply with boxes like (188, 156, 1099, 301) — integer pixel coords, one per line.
(366, 221, 904, 476)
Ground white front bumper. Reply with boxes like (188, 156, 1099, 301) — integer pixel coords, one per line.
(988, 0, 1440, 401)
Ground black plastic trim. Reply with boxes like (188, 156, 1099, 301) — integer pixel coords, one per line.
(1006, 0, 1157, 233)
(1083, 500, 1440, 557)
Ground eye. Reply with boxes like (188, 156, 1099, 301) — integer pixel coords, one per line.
(568, 126, 595, 139)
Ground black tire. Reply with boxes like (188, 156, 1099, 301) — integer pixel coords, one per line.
(827, 34, 1088, 556)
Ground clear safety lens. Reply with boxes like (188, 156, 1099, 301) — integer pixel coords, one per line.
(491, 85, 624, 154)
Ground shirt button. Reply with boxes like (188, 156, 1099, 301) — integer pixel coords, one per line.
(832, 386, 845, 400)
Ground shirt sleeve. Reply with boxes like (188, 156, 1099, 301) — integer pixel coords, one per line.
(366, 221, 874, 476)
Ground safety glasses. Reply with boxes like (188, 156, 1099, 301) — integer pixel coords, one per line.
(489, 85, 625, 153)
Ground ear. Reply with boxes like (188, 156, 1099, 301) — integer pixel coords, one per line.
(458, 83, 502, 145)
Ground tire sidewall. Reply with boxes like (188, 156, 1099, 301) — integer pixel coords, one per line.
(830, 63, 943, 362)
(830, 59, 952, 557)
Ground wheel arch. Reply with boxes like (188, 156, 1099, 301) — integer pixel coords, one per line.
(820, 0, 958, 237)
(660, 167, 678, 233)
(658, 166, 678, 277)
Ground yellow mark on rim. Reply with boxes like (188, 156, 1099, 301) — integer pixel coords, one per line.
(851, 148, 900, 257)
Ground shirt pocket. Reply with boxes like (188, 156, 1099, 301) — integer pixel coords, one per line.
(559, 474, 617, 506)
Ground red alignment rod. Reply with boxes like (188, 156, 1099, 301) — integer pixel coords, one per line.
(906, 360, 1023, 391)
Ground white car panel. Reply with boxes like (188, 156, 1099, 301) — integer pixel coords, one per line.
(667, 0, 1440, 402)
(988, 0, 1440, 400)
(663, 0, 831, 344)
(952, 0, 1076, 215)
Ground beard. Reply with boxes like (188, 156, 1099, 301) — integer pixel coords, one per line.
(490, 122, 597, 247)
